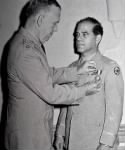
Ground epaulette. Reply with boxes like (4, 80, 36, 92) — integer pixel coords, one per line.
(109, 60, 121, 76)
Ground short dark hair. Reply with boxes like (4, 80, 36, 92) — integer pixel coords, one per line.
(20, 0, 61, 27)
(74, 17, 103, 36)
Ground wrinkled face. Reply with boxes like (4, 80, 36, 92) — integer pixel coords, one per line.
(39, 5, 61, 43)
(74, 22, 97, 54)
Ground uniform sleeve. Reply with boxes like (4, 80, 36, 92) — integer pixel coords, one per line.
(100, 63, 124, 147)
(55, 107, 68, 137)
(50, 66, 78, 85)
(16, 48, 84, 105)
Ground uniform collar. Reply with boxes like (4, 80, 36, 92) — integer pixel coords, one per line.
(19, 27, 46, 54)
(91, 51, 103, 70)
(91, 51, 102, 63)
(78, 51, 103, 70)
(78, 51, 98, 64)
(20, 27, 42, 48)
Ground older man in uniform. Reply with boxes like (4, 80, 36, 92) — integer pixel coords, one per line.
(54, 17, 124, 150)
(4, 1, 102, 150)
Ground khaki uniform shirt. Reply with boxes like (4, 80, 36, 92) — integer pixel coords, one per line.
(5, 28, 80, 150)
(56, 51, 124, 150)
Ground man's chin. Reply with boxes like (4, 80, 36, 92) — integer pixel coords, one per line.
(45, 34, 53, 42)
(77, 48, 85, 53)
(43, 37, 50, 43)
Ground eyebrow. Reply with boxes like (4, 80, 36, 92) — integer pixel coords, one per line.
(81, 31, 89, 34)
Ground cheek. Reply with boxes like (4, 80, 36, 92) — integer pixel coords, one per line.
(87, 39, 95, 46)
(46, 25, 53, 33)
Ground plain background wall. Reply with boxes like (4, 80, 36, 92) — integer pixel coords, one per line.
(0, 0, 125, 124)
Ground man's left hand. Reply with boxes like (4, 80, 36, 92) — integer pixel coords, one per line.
(77, 61, 97, 75)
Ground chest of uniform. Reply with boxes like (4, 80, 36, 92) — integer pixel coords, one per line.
(71, 65, 107, 117)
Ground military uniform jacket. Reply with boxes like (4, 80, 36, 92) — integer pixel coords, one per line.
(5, 28, 80, 150)
(56, 51, 124, 150)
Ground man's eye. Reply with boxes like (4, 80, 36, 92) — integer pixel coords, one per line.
(73, 32, 88, 38)
(82, 33, 88, 37)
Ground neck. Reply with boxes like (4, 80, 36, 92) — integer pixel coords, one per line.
(80, 50, 98, 61)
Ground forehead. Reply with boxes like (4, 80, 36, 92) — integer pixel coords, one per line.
(76, 21, 94, 32)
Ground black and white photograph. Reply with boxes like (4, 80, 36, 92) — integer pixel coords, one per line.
(0, 0, 125, 150)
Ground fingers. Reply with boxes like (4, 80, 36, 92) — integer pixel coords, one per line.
(59, 143, 63, 150)
(86, 62, 98, 75)
(85, 61, 96, 67)
(53, 137, 64, 150)
(77, 61, 97, 75)
(94, 81, 102, 91)
(54, 143, 63, 150)
(77, 72, 100, 87)
(85, 78, 102, 96)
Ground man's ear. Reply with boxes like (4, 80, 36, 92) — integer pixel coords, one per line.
(36, 14, 44, 27)
(96, 34, 102, 45)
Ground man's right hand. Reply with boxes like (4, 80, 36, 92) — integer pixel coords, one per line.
(53, 136, 64, 150)
(77, 61, 97, 75)
(77, 74, 102, 97)
(85, 76, 102, 96)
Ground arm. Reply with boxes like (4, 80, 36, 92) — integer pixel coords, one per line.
(50, 61, 97, 85)
(99, 63, 124, 149)
(54, 107, 68, 150)
(17, 48, 100, 105)
(50, 66, 78, 85)
(16, 49, 78, 105)
(56, 107, 67, 137)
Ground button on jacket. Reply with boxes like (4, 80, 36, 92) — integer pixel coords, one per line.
(56, 51, 124, 150)
(5, 28, 80, 150)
